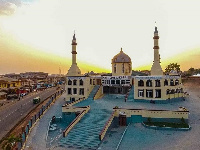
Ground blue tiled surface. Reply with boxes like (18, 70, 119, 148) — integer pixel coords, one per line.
(25, 86, 200, 150)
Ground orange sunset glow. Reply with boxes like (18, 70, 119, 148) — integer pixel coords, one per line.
(0, 0, 200, 74)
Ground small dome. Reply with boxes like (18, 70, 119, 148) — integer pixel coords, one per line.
(112, 48, 131, 63)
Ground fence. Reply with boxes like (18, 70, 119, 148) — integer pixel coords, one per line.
(13, 89, 64, 150)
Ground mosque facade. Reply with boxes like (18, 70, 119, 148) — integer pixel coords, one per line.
(65, 25, 184, 102)
(66, 34, 95, 101)
(134, 26, 184, 101)
(102, 48, 132, 94)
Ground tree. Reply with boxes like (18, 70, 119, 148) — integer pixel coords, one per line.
(2, 134, 21, 150)
(186, 67, 195, 76)
(165, 63, 181, 74)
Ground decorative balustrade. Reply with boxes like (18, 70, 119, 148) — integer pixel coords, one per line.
(63, 97, 85, 107)
(63, 106, 90, 137)
(99, 111, 115, 141)
(94, 85, 103, 100)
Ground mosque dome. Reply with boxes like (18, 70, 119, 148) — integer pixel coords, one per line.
(112, 48, 131, 64)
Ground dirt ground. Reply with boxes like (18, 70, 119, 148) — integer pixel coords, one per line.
(183, 78, 200, 99)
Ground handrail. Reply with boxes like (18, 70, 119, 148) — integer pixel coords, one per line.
(115, 123, 130, 150)
(93, 85, 100, 100)
(113, 107, 189, 112)
(62, 97, 85, 107)
(94, 85, 103, 100)
(62, 106, 90, 137)
(63, 110, 85, 137)
(99, 111, 115, 141)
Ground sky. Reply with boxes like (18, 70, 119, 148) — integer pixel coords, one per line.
(0, 0, 199, 74)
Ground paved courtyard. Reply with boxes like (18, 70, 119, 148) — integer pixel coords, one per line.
(25, 85, 200, 150)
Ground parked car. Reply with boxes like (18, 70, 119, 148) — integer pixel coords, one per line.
(7, 94, 18, 100)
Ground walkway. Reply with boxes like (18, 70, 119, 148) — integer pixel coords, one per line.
(25, 85, 200, 150)
(24, 93, 66, 150)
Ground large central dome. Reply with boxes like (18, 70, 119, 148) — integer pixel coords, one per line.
(112, 48, 131, 64)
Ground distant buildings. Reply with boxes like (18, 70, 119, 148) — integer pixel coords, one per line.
(0, 72, 65, 100)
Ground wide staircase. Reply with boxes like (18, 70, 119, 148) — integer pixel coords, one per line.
(58, 108, 111, 149)
(127, 86, 134, 101)
(87, 85, 100, 100)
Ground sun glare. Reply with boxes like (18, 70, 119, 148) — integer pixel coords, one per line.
(0, 0, 68, 58)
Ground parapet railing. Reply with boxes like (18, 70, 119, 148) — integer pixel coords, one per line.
(63, 106, 90, 137)
(115, 123, 130, 150)
(63, 97, 85, 107)
(94, 85, 103, 100)
(99, 111, 115, 141)
(93, 85, 101, 100)
(124, 86, 132, 101)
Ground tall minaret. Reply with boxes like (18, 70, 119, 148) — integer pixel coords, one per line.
(67, 33, 81, 76)
(72, 33, 77, 65)
(150, 22, 163, 76)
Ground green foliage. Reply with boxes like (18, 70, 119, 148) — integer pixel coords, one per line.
(187, 67, 200, 76)
(144, 121, 189, 128)
(181, 117, 185, 123)
(147, 117, 151, 123)
(2, 134, 21, 150)
(165, 63, 181, 74)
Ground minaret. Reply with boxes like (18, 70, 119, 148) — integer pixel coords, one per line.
(72, 33, 77, 65)
(150, 22, 163, 76)
(67, 32, 81, 76)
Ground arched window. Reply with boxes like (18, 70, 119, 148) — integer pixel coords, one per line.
(79, 79, 83, 86)
(122, 64, 124, 73)
(138, 80, 144, 86)
(171, 89, 175, 94)
(175, 79, 179, 85)
(146, 80, 152, 87)
(114, 64, 116, 73)
(166, 89, 170, 95)
(170, 79, 174, 86)
(155, 80, 161, 87)
(164, 79, 168, 86)
(73, 79, 77, 85)
(68, 79, 72, 85)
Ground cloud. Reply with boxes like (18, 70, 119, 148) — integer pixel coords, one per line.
(0, 0, 21, 15)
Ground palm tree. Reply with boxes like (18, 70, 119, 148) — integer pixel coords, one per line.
(2, 134, 22, 150)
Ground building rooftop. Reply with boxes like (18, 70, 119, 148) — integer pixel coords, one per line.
(112, 48, 131, 64)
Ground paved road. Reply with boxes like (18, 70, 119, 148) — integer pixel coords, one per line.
(0, 87, 61, 141)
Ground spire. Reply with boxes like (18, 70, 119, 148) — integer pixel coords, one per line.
(73, 31, 76, 40)
(120, 47, 123, 52)
(154, 21, 158, 34)
(72, 31, 77, 45)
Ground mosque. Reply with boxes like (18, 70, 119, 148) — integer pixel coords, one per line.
(65, 25, 184, 102)
(60, 25, 188, 150)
